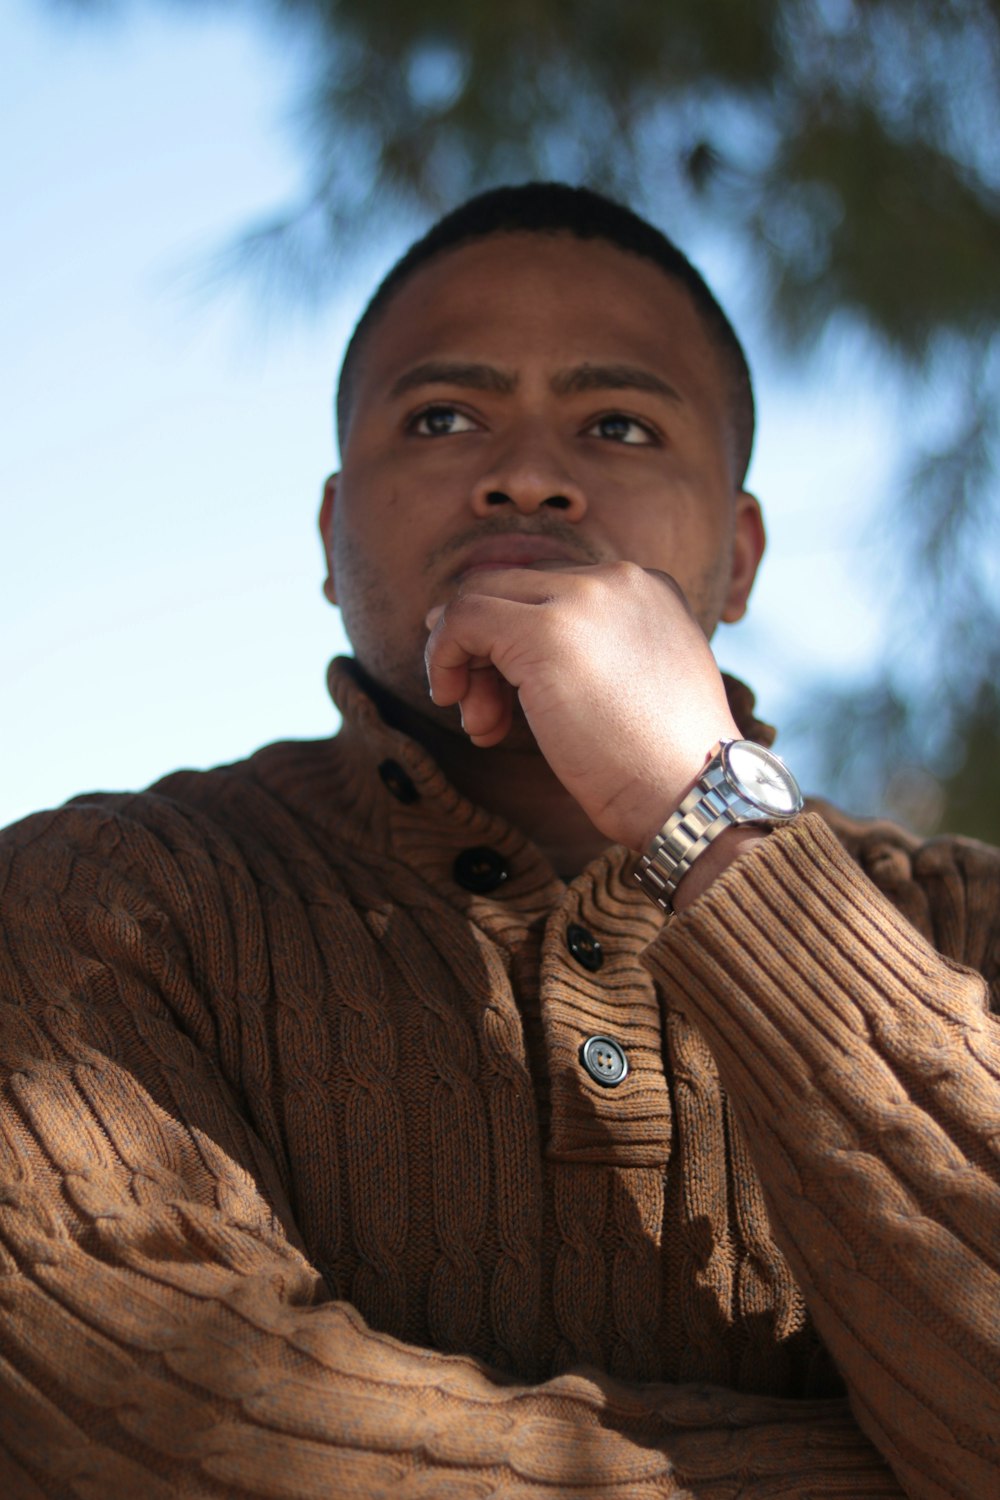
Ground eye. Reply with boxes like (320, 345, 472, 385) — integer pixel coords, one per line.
(408, 404, 480, 437)
(586, 413, 658, 445)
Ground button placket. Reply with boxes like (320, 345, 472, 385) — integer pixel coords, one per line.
(564, 921, 630, 1089)
(540, 880, 671, 1162)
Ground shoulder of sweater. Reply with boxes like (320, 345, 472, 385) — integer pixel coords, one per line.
(806, 793, 1000, 885)
(147, 735, 338, 807)
(0, 737, 344, 898)
(797, 799, 1000, 1005)
(3, 737, 336, 843)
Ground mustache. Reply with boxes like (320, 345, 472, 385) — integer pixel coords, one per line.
(425, 517, 605, 573)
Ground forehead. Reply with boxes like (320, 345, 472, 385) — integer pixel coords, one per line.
(352, 232, 727, 407)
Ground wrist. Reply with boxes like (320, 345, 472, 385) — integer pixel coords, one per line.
(670, 825, 770, 911)
(633, 738, 803, 914)
(631, 719, 743, 851)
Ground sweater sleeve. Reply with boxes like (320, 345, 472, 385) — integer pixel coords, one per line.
(643, 812, 1000, 1500)
(0, 803, 904, 1498)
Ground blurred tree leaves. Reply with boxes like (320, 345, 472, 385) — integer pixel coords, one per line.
(55, 1, 1000, 348)
(53, 0, 1000, 837)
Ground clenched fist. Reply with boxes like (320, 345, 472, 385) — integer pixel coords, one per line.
(425, 561, 741, 851)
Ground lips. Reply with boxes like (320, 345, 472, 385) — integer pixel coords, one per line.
(448, 534, 585, 581)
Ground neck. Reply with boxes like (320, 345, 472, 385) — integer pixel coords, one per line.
(360, 670, 610, 878)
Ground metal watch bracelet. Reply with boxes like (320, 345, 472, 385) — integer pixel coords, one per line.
(633, 761, 737, 912)
(634, 739, 803, 914)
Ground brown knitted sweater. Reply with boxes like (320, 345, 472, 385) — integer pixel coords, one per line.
(0, 659, 997, 1499)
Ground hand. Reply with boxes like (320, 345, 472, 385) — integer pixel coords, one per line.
(424, 561, 741, 850)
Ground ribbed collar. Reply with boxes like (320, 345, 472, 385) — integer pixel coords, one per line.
(251, 655, 777, 925)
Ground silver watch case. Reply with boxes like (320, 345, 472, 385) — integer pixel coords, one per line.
(634, 739, 803, 913)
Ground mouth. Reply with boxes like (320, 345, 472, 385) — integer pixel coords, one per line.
(447, 534, 588, 582)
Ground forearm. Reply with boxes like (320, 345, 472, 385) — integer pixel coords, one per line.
(646, 813, 1000, 1500)
(0, 1242, 899, 1497)
(0, 1026, 889, 1496)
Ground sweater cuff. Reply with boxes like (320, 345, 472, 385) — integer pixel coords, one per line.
(644, 810, 991, 1073)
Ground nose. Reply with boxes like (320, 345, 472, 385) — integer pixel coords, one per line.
(470, 429, 587, 519)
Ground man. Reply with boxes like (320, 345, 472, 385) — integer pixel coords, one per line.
(0, 183, 996, 1499)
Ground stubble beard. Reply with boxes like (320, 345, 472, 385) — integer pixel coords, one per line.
(332, 522, 483, 744)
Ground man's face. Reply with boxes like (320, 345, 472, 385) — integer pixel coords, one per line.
(321, 232, 764, 726)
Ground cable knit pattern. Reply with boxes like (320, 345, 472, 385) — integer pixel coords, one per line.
(0, 658, 995, 1497)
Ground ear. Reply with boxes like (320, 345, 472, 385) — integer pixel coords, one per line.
(720, 490, 766, 624)
(319, 474, 339, 605)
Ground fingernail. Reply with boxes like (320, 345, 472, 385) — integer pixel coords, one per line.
(425, 606, 444, 629)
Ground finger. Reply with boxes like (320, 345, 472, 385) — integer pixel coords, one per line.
(423, 616, 514, 742)
(425, 649, 471, 709)
(424, 596, 522, 743)
(452, 563, 582, 604)
(424, 595, 528, 706)
(424, 609, 475, 707)
(427, 651, 514, 740)
(458, 666, 515, 746)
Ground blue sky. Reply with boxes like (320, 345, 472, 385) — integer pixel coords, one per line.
(2, 0, 899, 828)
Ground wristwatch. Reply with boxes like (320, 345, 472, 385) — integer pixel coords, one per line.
(634, 739, 804, 913)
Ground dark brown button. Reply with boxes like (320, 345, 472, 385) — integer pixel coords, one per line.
(453, 847, 509, 894)
(566, 923, 603, 972)
(378, 759, 418, 804)
(580, 1035, 628, 1087)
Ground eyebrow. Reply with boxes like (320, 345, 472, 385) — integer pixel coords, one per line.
(389, 361, 518, 398)
(388, 359, 682, 404)
(550, 362, 682, 403)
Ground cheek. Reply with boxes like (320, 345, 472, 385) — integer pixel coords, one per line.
(603, 473, 700, 554)
(333, 490, 433, 626)
(335, 473, 412, 559)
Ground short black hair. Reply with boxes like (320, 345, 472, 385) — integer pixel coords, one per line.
(336, 182, 755, 484)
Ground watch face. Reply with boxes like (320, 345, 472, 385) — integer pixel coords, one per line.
(723, 741, 803, 816)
